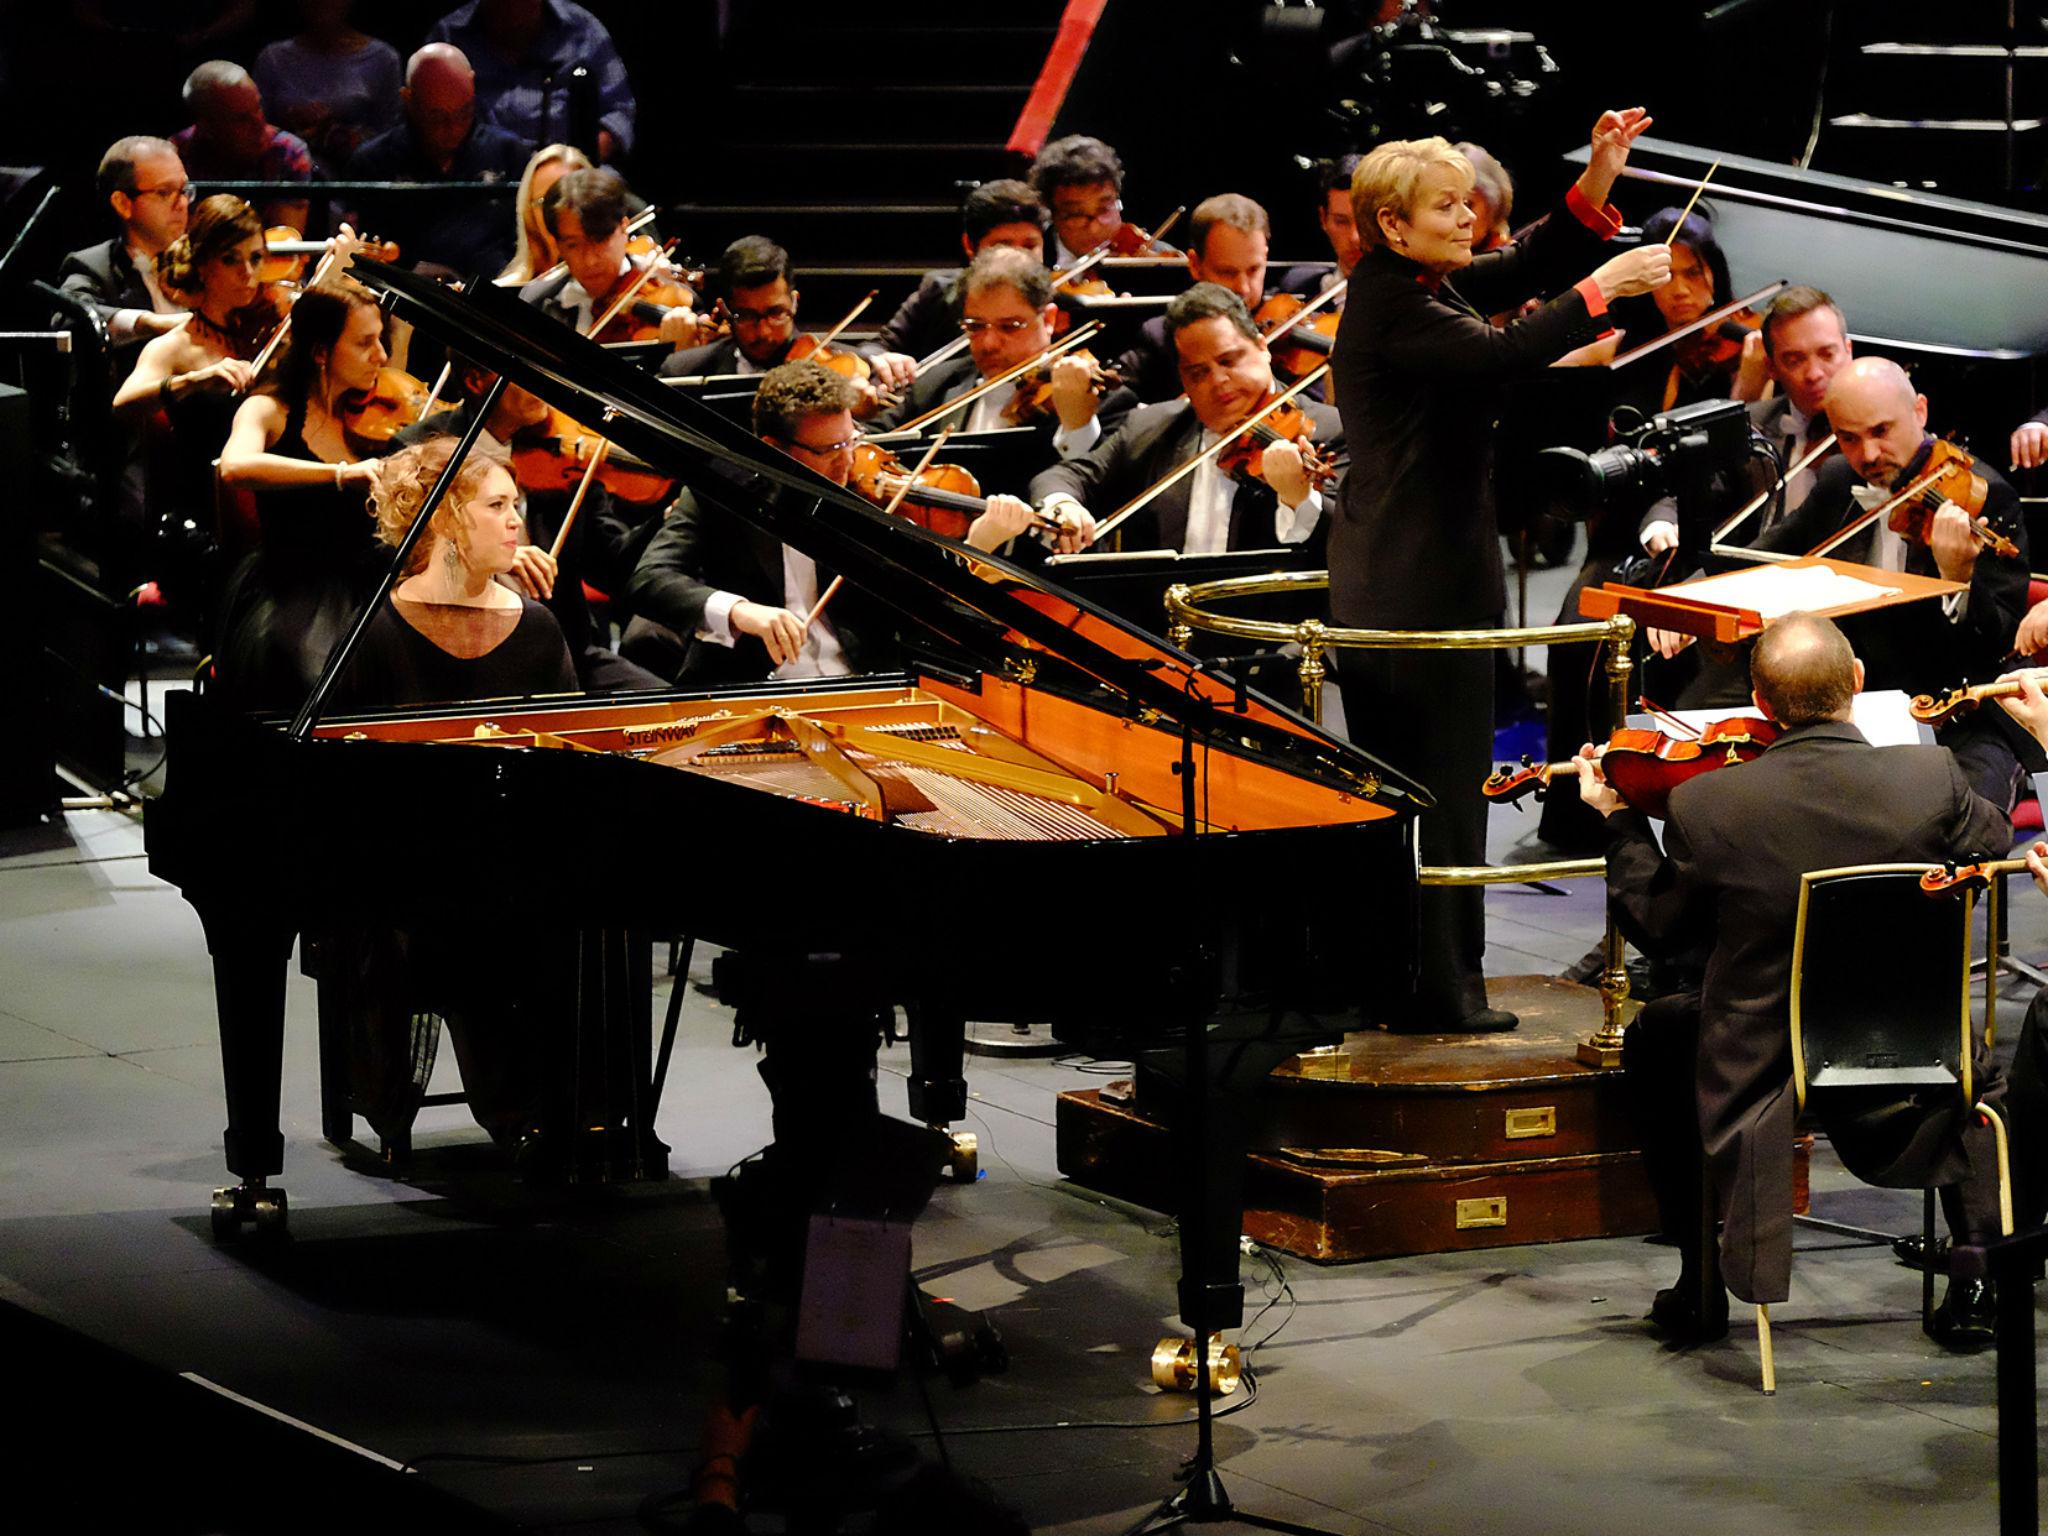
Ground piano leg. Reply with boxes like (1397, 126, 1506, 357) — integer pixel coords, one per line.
(906, 1000, 977, 1182)
(199, 903, 295, 1239)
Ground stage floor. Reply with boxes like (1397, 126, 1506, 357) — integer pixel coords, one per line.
(2, 766, 2041, 1532)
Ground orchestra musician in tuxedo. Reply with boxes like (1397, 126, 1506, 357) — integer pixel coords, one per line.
(517, 167, 705, 345)
(1570, 613, 2011, 1344)
(875, 179, 1048, 363)
(1114, 193, 1276, 403)
(1751, 357, 2035, 810)
(1030, 283, 1339, 558)
(1328, 110, 1671, 1032)
(1030, 133, 1139, 267)
(58, 136, 195, 380)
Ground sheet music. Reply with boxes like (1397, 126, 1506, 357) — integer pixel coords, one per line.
(1665, 563, 1898, 619)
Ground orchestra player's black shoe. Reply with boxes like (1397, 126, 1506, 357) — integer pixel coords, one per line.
(1892, 1232, 1951, 1274)
(1452, 1007, 1519, 1033)
(1927, 1277, 1997, 1349)
(1649, 1283, 1729, 1343)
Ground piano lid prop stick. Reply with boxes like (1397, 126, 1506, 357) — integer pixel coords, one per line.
(1091, 363, 1330, 545)
(805, 427, 953, 634)
(1671, 157, 1722, 233)
(590, 237, 681, 337)
(546, 437, 610, 562)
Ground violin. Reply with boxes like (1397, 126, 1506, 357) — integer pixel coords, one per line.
(1104, 216, 1182, 258)
(510, 405, 677, 505)
(1482, 712, 1778, 820)
(1909, 675, 2028, 728)
(1254, 292, 1339, 382)
(1214, 389, 1338, 490)
(1882, 438, 2016, 560)
(999, 348, 1123, 426)
(589, 252, 704, 346)
(1671, 311, 1761, 392)
(337, 366, 461, 444)
(1919, 857, 2029, 897)
(847, 441, 1059, 542)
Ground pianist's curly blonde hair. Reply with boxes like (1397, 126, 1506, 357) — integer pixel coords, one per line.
(372, 435, 517, 575)
(1351, 137, 1474, 254)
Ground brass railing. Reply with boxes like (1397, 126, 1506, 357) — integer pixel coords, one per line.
(1164, 570, 1638, 1064)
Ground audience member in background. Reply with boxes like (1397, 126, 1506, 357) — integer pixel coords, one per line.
(172, 60, 314, 231)
(252, 0, 402, 172)
(427, 0, 637, 163)
(496, 141, 591, 284)
(73, 0, 262, 129)
(1030, 134, 1135, 266)
(59, 136, 194, 377)
(214, 281, 392, 713)
(1457, 142, 1515, 252)
(349, 43, 529, 281)
(875, 179, 1047, 363)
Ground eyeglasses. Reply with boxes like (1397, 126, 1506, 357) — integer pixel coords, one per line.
(1052, 198, 1121, 228)
(732, 304, 794, 325)
(959, 317, 1037, 337)
(133, 183, 194, 203)
(786, 429, 862, 457)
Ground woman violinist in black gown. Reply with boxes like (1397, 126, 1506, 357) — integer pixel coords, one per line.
(215, 278, 391, 712)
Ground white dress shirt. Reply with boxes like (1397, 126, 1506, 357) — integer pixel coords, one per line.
(108, 242, 178, 343)
(697, 549, 850, 680)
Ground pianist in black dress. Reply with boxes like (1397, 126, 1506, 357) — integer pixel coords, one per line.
(1328, 108, 1672, 1033)
(343, 434, 577, 706)
(214, 279, 392, 713)
(323, 434, 578, 1161)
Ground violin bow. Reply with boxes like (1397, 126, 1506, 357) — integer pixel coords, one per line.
(590, 237, 681, 337)
(806, 427, 954, 632)
(1605, 281, 1786, 371)
(887, 322, 1103, 435)
(809, 290, 879, 356)
(1805, 455, 1961, 560)
(1091, 363, 1331, 545)
(546, 437, 611, 562)
(246, 235, 350, 383)
(417, 360, 452, 424)
(1710, 430, 1838, 561)
(1261, 279, 1347, 345)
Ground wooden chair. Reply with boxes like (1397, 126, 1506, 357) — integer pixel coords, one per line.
(1773, 863, 2016, 1393)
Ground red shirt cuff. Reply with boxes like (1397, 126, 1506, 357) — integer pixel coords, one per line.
(1573, 276, 1609, 321)
(1565, 184, 1623, 240)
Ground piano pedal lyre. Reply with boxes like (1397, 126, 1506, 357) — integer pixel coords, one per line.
(209, 1179, 288, 1241)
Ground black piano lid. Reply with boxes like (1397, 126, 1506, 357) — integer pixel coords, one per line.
(344, 259, 1429, 811)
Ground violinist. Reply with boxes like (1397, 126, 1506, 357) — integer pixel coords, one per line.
(518, 167, 704, 346)
(346, 43, 528, 281)
(623, 360, 898, 684)
(213, 280, 393, 714)
(874, 247, 1135, 493)
(57, 137, 193, 377)
(1329, 110, 1672, 1034)
(1030, 283, 1340, 557)
(875, 179, 1047, 363)
(496, 142, 590, 284)
(658, 237, 916, 404)
(1031, 134, 1142, 266)
(1752, 357, 2036, 809)
(1458, 142, 1515, 254)
(1561, 208, 1744, 414)
(1569, 613, 2011, 1345)
(1272, 155, 1361, 302)
(1114, 193, 1274, 403)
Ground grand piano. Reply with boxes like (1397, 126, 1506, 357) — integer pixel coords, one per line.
(144, 264, 1425, 1285)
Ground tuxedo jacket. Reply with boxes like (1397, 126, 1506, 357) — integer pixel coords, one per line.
(657, 331, 898, 382)
(625, 485, 890, 684)
(1753, 443, 2029, 689)
(1605, 721, 2009, 1301)
(1028, 395, 1343, 557)
(1328, 194, 1619, 627)
(58, 238, 159, 378)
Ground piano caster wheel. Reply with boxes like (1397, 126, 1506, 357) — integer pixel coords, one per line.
(941, 1130, 978, 1183)
(209, 1184, 289, 1241)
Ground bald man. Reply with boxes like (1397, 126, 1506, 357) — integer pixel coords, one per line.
(1754, 356, 2036, 808)
(1574, 613, 2011, 1345)
(171, 61, 312, 230)
(349, 44, 529, 280)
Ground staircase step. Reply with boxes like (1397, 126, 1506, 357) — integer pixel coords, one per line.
(767, 26, 1057, 84)
(690, 142, 1020, 203)
(725, 82, 1031, 141)
(1849, 40, 2048, 114)
(670, 203, 962, 270)
(1817, 114, 2045, 195)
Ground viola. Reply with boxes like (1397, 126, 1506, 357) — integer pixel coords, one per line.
(999, 348, 1123, 426)
(1482, 713, 1778, 820)
(1254, 292, 1339, 381)
(510, 405, 676, 505)
(847, 442, 1059, 542)
(1919, 857, 2029, 897)
(1909, 675, 2026, 728)
(1214, 390, 1338, 490)
(337, 366, 461, 444)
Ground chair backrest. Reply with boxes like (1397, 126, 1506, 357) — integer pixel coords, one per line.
(1790, 864, 1975, 1113)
